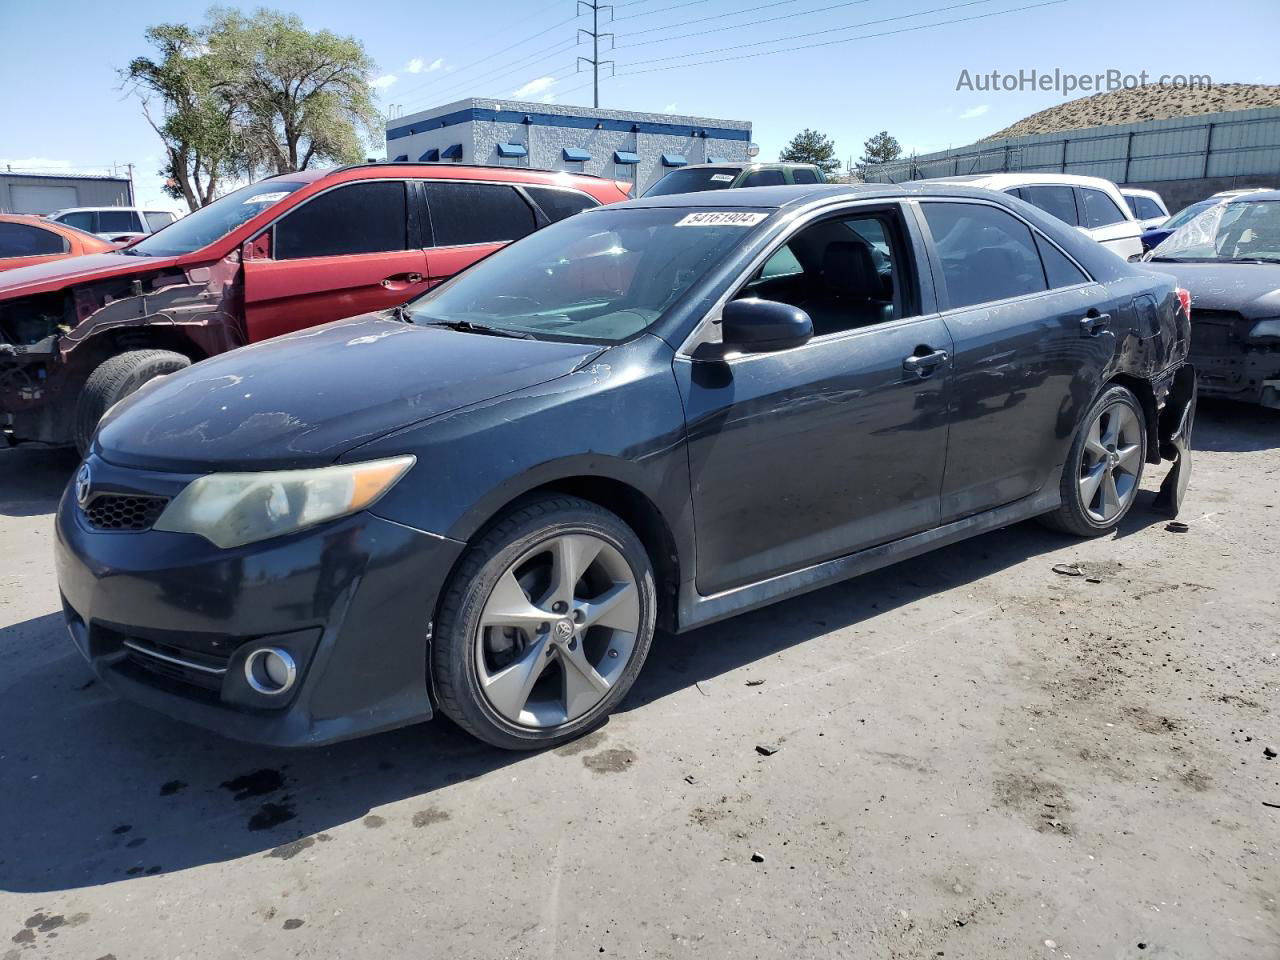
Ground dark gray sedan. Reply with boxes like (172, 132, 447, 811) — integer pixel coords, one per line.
(56, 183, 1194, 750)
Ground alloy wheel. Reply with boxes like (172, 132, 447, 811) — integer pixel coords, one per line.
(473, 533, 641, 729)
(1079, 401, 1143, 524)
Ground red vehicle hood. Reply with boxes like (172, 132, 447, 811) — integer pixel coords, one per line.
(0, 252, 184, 299)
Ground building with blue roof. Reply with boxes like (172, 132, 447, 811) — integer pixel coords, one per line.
(384, 98, 753, 195)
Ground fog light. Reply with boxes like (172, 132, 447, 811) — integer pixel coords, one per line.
(244, 647, 297, 695)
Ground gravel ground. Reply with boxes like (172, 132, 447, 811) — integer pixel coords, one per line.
(1, 400, 1276, 960)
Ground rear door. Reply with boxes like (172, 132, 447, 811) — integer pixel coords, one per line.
(1077, 187, 1142, 258)
(420, 180, 539, 287)
(242, 179, 427, 342)
(915, 198, 1114, 521)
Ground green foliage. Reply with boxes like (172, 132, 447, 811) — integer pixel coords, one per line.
(778, 128, 841, 175)
(859, 131, 902, 166)
(124, 7, 381, 209)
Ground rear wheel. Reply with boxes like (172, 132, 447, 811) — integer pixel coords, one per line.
(432, 495, 657, 750)
(1041, 384, 1146, 537)
(75, 349, 190, 455)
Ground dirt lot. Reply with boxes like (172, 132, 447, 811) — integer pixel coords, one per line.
(1, 400, 1276, 960)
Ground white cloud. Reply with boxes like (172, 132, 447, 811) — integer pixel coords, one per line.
(958, 104, 990, 120)
(513, 76, 557, 99)
(406, 57, 444, 75)
(370, 74, 398, 90)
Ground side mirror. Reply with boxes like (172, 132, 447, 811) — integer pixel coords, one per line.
(694, 298, 813, 360)
(1127, 253, 1144, 263)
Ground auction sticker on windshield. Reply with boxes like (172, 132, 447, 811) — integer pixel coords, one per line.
(709, 174, 736, 183)
(675, 212, 768, 227)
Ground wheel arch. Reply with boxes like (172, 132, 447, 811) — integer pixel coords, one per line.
(1106, 372, 1161, 464)
(441, 461, 686, 634)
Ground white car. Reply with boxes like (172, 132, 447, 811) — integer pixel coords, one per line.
(46, 206, 178, 243)
(925, 173, 1144, 259)
(1120, 188, 1170, 231)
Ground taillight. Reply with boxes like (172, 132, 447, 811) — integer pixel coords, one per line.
(1176, 287, 1192, 323)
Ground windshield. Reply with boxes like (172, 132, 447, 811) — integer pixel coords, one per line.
(128, 180, 305, 256)
(1150, 199, 1280, 263)
(405, 206, 770, 343)
(642, 168, 740, 198)
(1159, 200, 1216, 231)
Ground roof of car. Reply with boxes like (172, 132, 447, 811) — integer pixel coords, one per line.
(674, 162, 820, 171)
(45, 206, 173, 214)
(927, 172, 1121, 191)
(1120, 187, 1163, 199)
(1224, 189, 1280, 202)
(620, 181, 1026, 210)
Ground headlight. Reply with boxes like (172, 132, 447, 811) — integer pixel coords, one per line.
(154, 455, 415, 548)
(1246, 317, 1280, 343)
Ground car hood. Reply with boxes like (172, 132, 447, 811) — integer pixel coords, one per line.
(1144, 261, 1280, 318)
(0, 251, 182, 299)
(96, 314, 606, 472)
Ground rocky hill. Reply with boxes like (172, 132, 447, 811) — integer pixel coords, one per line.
(980, 82, 1280, 142)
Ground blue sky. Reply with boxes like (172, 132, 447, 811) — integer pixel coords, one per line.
(1, 0, 1275, 211)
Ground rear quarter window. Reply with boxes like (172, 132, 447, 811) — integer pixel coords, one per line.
(524, 186, 598, 224)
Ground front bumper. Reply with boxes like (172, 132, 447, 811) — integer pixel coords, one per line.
(54, 454, 464, 747)
(1189, 330, 1280, 409)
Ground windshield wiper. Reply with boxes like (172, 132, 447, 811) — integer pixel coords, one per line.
(1231, 256, 1280, 265)
(419, 318, 536, 340)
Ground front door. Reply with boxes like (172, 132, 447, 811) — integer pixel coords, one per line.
(676, 204, 952, 596)
(243, 180, 428, 342)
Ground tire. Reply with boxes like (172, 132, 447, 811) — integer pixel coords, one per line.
(74, 349, 190, 455)
(432, 495, 657, 750)
(1040, 384, 1147, 537)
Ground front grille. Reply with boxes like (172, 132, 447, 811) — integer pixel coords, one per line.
(122, 638, 228, 693)
(83, 494, 168, 531)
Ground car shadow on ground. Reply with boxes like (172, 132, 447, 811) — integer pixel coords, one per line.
(0, 445, 79, 517)
(0, 488, 1169, 895)
(1194, 397, 1280, 453)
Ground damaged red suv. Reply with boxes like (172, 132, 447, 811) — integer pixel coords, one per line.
(0, 163, 630, 450)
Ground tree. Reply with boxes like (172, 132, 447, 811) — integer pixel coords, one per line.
(123, 23, 242, 211)
(859, 131, 902, 166)
(124, 8, 382, 209)
(209, 8, 380, 176)
(778, 128, 841, 175)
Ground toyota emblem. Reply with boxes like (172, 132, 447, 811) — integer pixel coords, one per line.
(75, 464, 92, 507)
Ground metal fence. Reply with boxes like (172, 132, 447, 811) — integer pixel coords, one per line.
(860, 106, 1280, 185)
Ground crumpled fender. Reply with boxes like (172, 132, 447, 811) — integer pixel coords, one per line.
(1153, 363, 1195, 517)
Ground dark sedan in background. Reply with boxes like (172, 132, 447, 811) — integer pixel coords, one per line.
(1146, 190, 1280, 408)
(56, 183, 1194, 751)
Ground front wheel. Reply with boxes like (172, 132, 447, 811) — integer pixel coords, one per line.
(1041, 384, 1147, 537)
(432, 495, 657, 750)
(75, 349, 191, 455)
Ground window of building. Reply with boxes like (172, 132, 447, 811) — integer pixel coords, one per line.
(423, 181, 537, 246)
(275, 181, 408, 259)
(922, 202, 1048, 309)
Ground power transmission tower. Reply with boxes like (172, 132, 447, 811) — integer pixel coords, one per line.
(576, 0, 614, 108)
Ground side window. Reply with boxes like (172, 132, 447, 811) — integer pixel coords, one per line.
(1080, 188, 1127, 228)
(423, 182, 537, 246)
(1124, 195, 1140, 216)
(1135, 196, 1164, 220)
(58, 211, 96, 232)
(145, 211, 176, 232)
(791, 168, 820, 184)
(1020, 185, 1079, 226)
(275, 182, 408, 259)
(99, 210, 142, 233)
(922, 202, 1047, 309)
(737, 209, 910, 336)
(524, 186, 598, 224)
(741, 169, 786, 188)
(0, 222, 68, 257)
(1034, 234, 1089, 289)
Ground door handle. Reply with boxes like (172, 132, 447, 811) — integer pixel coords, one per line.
(1080, 310, 1111, 337)
(902, 348, 949, 376)
(382, 272, 424, 287)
